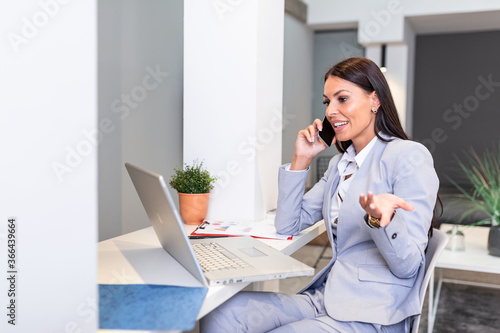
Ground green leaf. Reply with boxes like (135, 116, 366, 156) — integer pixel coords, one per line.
(447, 143, 500, 225)
(168, 159, 219, 194)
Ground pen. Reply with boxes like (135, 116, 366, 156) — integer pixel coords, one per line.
(197, 221, 210, 230)
(188, 235, 229, 239)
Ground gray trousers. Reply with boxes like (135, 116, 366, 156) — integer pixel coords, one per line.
(200, 287, 409, 333)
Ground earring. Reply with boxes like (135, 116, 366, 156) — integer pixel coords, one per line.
(372, 107, 378, 113)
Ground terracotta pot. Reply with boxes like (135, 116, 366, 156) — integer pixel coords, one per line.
(178, 192, 210, 225)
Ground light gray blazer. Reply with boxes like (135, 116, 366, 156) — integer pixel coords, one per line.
(275, 137, 439, 326)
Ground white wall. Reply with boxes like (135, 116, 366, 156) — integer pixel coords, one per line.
(282, 14, 314, 164)
(98, 0, 124, 241)
(184, 0, 284, 222)
(100, 4, 311, 234)
(1, 1, 97, 331)
(98, 0, 184, 240)
(120, 0, 184, 235)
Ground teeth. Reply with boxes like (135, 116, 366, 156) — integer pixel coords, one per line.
(334, 121, 348, 128)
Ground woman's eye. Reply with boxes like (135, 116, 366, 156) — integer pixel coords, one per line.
(322, 100, 330, 106)
(338, 96, 347, 103)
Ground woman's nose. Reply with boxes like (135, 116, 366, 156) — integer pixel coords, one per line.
(327, 105, 337, 117)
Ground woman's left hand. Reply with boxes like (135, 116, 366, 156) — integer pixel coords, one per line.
(359, 192, 415, 227)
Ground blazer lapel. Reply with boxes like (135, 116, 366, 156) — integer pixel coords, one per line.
(336, 139, 389, 245)
(323, 158, 341, 244)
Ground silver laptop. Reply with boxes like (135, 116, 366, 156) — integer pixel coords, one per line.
(125, 162, 314, 286)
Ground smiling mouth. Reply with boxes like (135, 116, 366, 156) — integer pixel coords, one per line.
(333, 121, 349, 128)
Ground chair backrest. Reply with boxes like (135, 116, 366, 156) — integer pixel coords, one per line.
(315, 156, 334, 183)
(410, 229, 448, 333)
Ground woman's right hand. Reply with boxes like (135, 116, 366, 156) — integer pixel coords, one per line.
(290, 118, 336, 170)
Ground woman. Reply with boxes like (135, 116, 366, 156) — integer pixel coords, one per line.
(201, 57, 439, 332)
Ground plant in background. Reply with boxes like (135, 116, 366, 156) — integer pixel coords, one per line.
(169, 160, 218, 194)
(447, 144, 500, 226)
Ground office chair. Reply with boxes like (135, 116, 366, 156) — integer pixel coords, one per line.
(316, 156, 333, 183)
(410, 229, 448, 333)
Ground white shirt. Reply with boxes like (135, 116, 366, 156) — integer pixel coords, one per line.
(330, 136, 379, 231)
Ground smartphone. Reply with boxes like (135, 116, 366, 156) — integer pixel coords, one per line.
(318, 116, 335, 147)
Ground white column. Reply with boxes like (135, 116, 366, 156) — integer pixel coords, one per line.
(362, 22, 416, 135)
(402, 19, 416, 136)
(365, 45, 381, 64)
(384, 43, 409, 132)
(381, 21, 416, 135)
(1, 0, 97, 330)
(366, 42, 410, 133)
(184, 0, 285, 222)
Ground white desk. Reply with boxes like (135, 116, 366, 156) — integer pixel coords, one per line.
(98, 219, 326, 331)
(427, 224, 500, 332)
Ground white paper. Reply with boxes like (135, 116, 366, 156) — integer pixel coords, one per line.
(191, 219, 291, 240)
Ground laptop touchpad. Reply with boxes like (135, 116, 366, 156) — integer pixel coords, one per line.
(239, 247, 267, 257)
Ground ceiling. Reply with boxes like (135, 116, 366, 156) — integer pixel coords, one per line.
(407, 10, 500, 35)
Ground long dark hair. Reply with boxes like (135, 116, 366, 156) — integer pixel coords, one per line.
(324, 57, 441, 241)
(324, 57, 409, 153)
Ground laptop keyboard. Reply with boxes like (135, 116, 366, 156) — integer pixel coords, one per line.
(193, 242, 250, 272)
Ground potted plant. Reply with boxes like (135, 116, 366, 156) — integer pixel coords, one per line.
(169, 160, 218, 225)
(447, 144, 500, 256)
